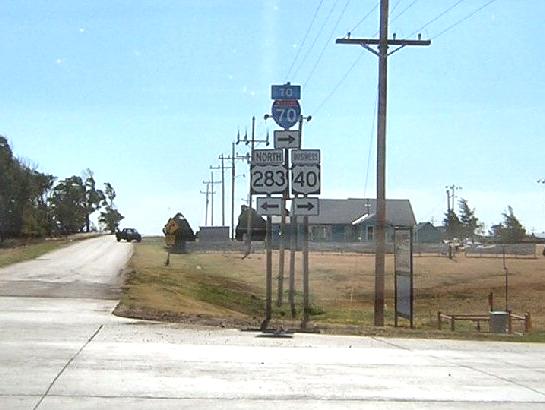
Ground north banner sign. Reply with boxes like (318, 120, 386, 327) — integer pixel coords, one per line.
(252, 149, 284, 165)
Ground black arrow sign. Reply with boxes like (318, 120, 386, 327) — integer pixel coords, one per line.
(297, 202, 314, 211)
(261, 202, 280, 210)
(278, 134, 296, 144)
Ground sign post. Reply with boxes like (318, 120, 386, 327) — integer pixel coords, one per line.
(394, 227, 414, 328)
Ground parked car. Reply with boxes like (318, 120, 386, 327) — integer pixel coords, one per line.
(116, 228, 142, 242)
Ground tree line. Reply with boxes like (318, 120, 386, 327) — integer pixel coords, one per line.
(0, 136, 124, 241)
(444, 198, 527, 243)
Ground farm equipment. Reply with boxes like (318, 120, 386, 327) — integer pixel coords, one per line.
(235, 205, 267, 241)
(163, 212, 195, 253)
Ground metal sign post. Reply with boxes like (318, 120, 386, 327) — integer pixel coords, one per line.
(394, 227, 414, 328)
(261, 194, 273, 331)
(302, 211, 310, 329)
(289, 196, 297, 318)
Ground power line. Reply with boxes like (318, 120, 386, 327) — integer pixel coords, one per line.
(390, 0, 404, 15)
(409, 0, 466, 37)
(312, 50, 365, 115)
(432, 0, 499, 40)
(391, 0, 419, 23)
(349, 2, 378, 34)
(292, 0, 339, 80)
(285, 0, 324, 80)
(303, 0, 352, 87)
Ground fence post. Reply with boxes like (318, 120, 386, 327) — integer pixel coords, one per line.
(450, 316, 455, 331)
(507, 310, 512, 334)
(525, 312, 532, 333)
(437, 311, 442, 330)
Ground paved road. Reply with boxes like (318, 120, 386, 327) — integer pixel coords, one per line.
(1, 236, 545, 409)
(0, 235, 132, 299)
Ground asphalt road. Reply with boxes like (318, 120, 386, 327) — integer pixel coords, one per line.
(1, 235, 545, 409)
(0, 235, 132, 299)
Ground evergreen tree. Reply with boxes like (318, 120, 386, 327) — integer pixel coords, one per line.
(496, 206, 526, 243)
(458, 198, 480, 240)
(443, 209, 461, 240)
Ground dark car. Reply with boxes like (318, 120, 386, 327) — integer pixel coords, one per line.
(116, 228, 142, 242)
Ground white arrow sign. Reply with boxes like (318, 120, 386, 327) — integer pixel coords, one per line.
(257, 197, 284, 216)
(274, 130, 301, 149)
(293, 197, 320, 216)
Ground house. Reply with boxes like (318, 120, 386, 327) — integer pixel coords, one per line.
(414, 222, 442, 243)
(272, 198, 416, 243)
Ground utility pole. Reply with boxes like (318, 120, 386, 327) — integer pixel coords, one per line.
(224, 141, 249, 240)
(203, 171, 220, 226)
(200, 181, 211, 226)
(211, 154, 234, 227)
(446, 184, 463, 213)
(337, 0, 430, 326)
(237, 117, 269, 256)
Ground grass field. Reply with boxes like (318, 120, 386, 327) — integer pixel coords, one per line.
(116, 238, 545, 341)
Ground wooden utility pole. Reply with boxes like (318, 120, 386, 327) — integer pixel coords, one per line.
(199, 181, 215, 226)
(203, 172, 220, 226)
(337, 0, 430, 326)
(237, 117, 269, 256)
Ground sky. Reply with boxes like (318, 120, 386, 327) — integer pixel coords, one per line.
(1, 0, 544, 236)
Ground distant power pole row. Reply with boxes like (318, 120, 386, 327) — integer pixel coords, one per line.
(445, 184, 463, 213)
(336, 0, 430, 326)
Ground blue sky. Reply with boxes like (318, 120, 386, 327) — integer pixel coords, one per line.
(1, 1, 544, 235)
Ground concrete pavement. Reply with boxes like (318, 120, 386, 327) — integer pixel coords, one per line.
(1, 236, 545, 409)
(1, 296, 545, 409)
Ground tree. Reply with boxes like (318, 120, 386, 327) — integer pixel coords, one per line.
(98, 182, 124, 233)
(458, 198, 480, 241)
(496, 206, 526, 243)
(443, 209, 461, 240)
(82, 169, 105, 232)
(49, 176, 87, 234)
(0, 137, 55, 240)
(99, 207, 124, 233)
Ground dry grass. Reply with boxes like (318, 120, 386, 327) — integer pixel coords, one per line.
(0, 239, 69, 268)
(117, 238, 545, 340)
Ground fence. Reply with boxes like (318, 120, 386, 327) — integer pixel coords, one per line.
(437, 311, 532, 334)
(464, 243, 536, 258)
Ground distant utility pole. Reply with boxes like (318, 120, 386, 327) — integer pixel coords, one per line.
(224, 142, 250, 239)
(337, 0, 430, 326)
(236, 117, 269, 255)
(211, 154, 234, 227)
(200, 181, 211, 226)
(445, 185, 463, 213)
(203, 171, 220, 226)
